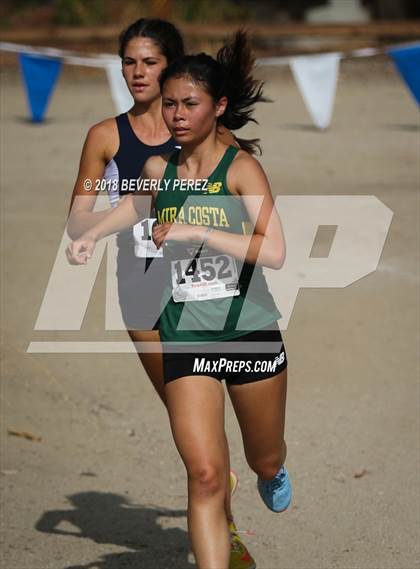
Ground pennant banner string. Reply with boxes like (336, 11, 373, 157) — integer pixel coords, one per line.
(2, 40, 420, 68)
(0, 41, 119, 67)
(2, 39, 418, 123)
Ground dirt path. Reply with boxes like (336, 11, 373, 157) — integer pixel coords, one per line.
(1, 57, 419, 568)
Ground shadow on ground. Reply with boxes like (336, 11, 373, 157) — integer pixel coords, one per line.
(35, 491, 193, 569)
(382, 123, 419, 132)
(277, 123, 320, 131)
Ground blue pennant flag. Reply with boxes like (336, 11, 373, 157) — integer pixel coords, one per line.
(18, 53, 62, 122)
(389, 43, 420, 106)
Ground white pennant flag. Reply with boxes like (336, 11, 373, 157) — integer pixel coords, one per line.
(105, 60, 134, 114)
(290, 53, 340, 130)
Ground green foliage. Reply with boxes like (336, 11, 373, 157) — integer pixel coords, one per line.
(53, 0, 108, 26)
(1, 0, 251, 28)
(174, 0, 250, 22)
(7, 0, 43, 7)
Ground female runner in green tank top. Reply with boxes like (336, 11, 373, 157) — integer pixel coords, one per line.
(66, 20, 257, 569)
(68, 31, 291, 569)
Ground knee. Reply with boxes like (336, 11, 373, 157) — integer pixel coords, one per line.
(247, 452, 284, 480)
(247, 441, 287, 479)
(188, 463, 226, 498)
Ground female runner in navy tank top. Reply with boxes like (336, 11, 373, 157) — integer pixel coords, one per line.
(67, 19, 182, 404)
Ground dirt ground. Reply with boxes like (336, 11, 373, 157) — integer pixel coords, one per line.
(0, 56, 419, 569)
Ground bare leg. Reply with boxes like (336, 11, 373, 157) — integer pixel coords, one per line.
(227, 369, 288, 480)
(223, 432, 234, 521)
(127, 330, 234, 518)
(165, 376, 230, 569)
(127, 329, 166, 405)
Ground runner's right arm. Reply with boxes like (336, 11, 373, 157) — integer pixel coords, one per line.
(67, 120, 117, 240)
(66, 155, 166, 265)
(66, 194, 139, 264)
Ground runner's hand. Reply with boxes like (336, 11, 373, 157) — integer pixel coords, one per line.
(152, 222, 202, 249)
(66, 235, 96, 265)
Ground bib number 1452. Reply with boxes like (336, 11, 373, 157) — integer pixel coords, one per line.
(171, 254, 239, 302)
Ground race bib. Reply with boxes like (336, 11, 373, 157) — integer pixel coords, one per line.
(171, 254, 240, 302)
(133, 218, 163, 258)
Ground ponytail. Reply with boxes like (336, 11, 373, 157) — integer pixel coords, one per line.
(159, 30, 269, 155)
(217, 31, 269, 154)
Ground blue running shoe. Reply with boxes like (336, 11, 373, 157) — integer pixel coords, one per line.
(257, 465, 292, 512)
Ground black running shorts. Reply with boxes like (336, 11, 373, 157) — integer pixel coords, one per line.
(162, 323, 287, 385)
(116, 231, 166, 331)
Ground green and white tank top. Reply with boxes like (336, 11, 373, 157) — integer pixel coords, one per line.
(155, 145, 280, 343)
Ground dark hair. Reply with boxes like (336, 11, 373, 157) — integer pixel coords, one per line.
(119, 18, 184, 65)
(159, 30, 269, 154)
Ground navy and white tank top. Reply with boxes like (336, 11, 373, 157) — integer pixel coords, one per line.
(103, 113, 178, 257)
(104, 112, 177, 207)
